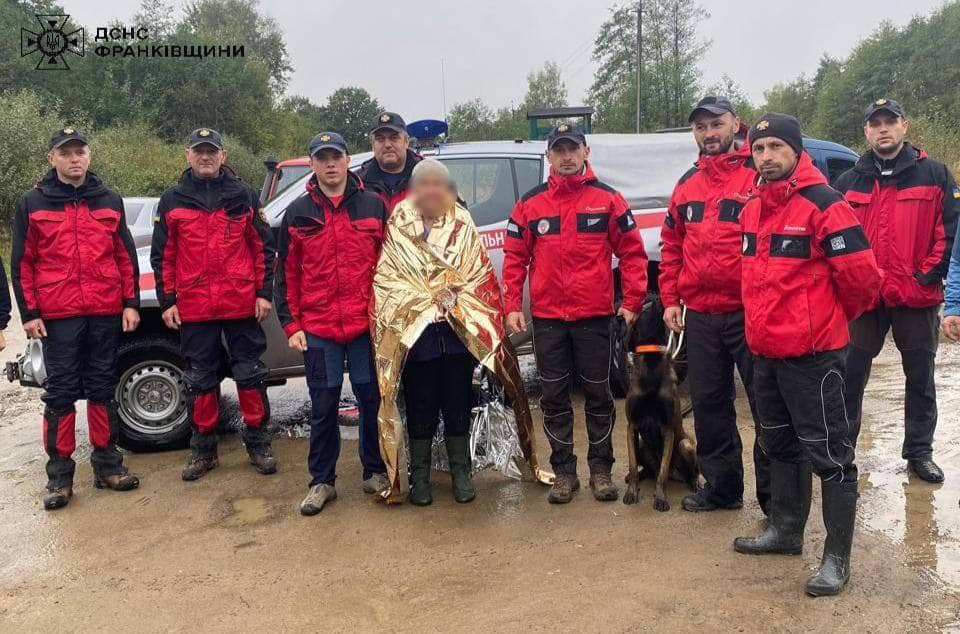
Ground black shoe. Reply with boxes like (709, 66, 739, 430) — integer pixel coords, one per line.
(182, 455, 219, 481)
(445, 436, 476, 504)
(42, 486, 73, 510)
(682, 489, 743, 512)
(908, 459, 944, 483)
(408, 438, 434, 506)
(806, 480, 857, 596)
(247, 446, 278, 475)
(734, 460, 811, 556)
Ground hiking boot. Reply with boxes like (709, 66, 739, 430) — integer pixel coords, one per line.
(908, 459, 944, 483)
(408, 438, 433, 506)
(446, 435, 476, 503)
(682, 488, 743, 512)
(734, 459, 811, 556)
(42, 486, 73, 510)
(181, 455, 219, 481)
(247, 445, 277, 475)
(94, 469, 140, 491)
(589, 471, 618, 501)
(806, 480, 858, 596)
(362, 473, 390, 495)
(548, 474, 581, 504)
(300, 483, 337, 516)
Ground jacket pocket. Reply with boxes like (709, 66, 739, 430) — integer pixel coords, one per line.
(88, 208, 120, 231)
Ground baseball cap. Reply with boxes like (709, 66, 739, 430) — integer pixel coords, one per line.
(49, 126, 88, 149)
(186, 127, 224, 150)
(370, 111, 406, 134)
(546, 122, 586, 149)
(688, 96, 737, 123)
(308, 131, 348, 156)
(863, 98, 905, 123)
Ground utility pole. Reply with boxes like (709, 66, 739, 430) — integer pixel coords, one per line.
(441, 57, 448, 122)
(635, 1, 642, 133)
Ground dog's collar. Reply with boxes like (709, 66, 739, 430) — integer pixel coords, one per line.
(633, 344, 667, 354)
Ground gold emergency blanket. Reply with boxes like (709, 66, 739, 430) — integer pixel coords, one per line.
(372, 198, 552, 502)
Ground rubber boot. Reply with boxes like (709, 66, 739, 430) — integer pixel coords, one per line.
(806, 479, 858, 596)
(445, 435, 476, 503)
(734, 459, 812, 555)
(408, 438, 433, 506)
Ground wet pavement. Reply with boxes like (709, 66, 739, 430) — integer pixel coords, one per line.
(0, 317, 959, 631)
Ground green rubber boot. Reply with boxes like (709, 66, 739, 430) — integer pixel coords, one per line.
(445, 435, 476, 503)
(408, 438, 433, 506)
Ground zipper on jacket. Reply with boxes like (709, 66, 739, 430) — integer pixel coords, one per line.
(808, 274, 817, 354)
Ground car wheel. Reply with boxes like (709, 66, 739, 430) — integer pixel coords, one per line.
(115, 337, 191, 452)
(609, 317, 630, 399)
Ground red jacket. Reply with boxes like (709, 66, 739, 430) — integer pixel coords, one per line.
(12, 170, 139, 322)
(275, 173, 387, 343)
(660, 145, 756, 313)
(150, 168, 274, 323)
(834, 143, 959, 309)
(741, 153, 881, 359)
(502, 163, 648, 320)
(356, 150, 421, 214)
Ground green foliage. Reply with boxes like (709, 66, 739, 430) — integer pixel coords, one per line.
(316, 87, 383, 153)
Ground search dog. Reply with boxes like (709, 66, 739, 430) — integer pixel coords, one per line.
(622, 299, 700, 511)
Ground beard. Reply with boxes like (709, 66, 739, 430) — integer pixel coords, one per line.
(699, 131, 736, 155)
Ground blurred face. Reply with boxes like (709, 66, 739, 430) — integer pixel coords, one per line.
(411, 173, 454, 219)
(692, 112, 740, 155)
(47, 141, 90, 183)
(751, 136, 799, 182)
(547, 140, 590, 175)
(310, 149, 349, 189)
(865, 113, 908, 158)
(185, 143, 226, 178)
(371, 129, 409, 172)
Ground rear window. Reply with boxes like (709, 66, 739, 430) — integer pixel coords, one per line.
(273, 165, 311, 198)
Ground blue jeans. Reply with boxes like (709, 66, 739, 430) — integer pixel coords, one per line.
(304, 332, 385, 486)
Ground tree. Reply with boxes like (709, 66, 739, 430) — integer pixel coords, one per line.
(706, 74, 758, 124)
(448, 98, 498, 142)
(317, 87, 383, 152)
(523, 61, 568, 112)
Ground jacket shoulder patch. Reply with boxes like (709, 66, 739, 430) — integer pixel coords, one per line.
(677, 166, 699, 186)
(798, 184, 844, 212)
(585, 180, 618, 195)
(520, 182, 549, 202)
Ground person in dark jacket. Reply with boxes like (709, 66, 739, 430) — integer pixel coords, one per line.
(355, 111, 421, 213)
(502, 123, 649, 504)
(660, 96, 769, 514)
(733, 114, 882, 597)
(11, 127, 141, 510)
(834, 99, 959, 483)
(0, 260, 10, 352)
(275, 132, 390, 515)
(150, 128, 277, 482)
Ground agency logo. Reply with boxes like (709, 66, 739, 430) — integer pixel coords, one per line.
(21, 14, 84, 70)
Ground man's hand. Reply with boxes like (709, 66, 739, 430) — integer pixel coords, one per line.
(943, 315, 960, 343)
(288, 330, 307, 352)
(255, 298, 272, 323)
(617, 306, 638, 327)
(24, 318, 46, 339)
(506, 311, 526, 334)
(162, 305, 181, 330)
(0, 331, 6, 352)
(122, 308, 140, 333)
(663, 305, 684, 334)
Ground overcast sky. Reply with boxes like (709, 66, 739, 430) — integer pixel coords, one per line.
(60, 0, 947, 119)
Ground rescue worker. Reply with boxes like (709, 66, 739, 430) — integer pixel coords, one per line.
(660, 96, 770, 514)
(503, 123, 648, 504)
(275, 132, 390, 515)
(835, 99, 959, 483)
(733, 114, 882, 597)
(0, 260, 10, 351)
(356, 111, 421, 213)
(151, 128, 277, 481)
(11, 127, 142, 509)
(943, 234, 960, 342)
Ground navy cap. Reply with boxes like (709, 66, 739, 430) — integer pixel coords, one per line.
(688, 96, 737, 123)
(308, 131, 348, 156)
(370, 111, 406, 134)
(546, 122, 586, 149)
(49, 126, 88, 150)
(186, 127, 224, 149)
(864, 98, 905, 123)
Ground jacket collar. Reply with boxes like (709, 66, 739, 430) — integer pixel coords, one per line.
(173, 166, 248, 210)
(697, 143, 753, 182)
(37, 168, 107, 202)
(756, 152, 825, 209)
(358, 149, 421, 192)
(855, 142, 926, 178)
(547, 161, 597, 194)
(306, 171, 363, 211)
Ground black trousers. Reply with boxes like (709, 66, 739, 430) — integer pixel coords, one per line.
(844, 305, 939, 460)
(180, 318, 270, 456)
(533, 316, 616, 477)
(41, 315, 124, 488)
(401, 353, 476, 441)
(685, 309, 769, 508)
(754, 350, 857, 483)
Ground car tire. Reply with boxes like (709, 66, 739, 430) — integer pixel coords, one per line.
(609, 316, 630, 399)
(115, 337, 191, 452)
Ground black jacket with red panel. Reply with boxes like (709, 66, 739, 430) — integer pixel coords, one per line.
(660, 144, 756, 313)
(741, 153, 881, 359)
(834, 143, 959, 309)
(150, 168, 274, 323)
(502, 163, 649, 321)
(0, 261, 11, 330)
(275, 172, 387, 343)
(356, 149, 421, 214)
(11, 169, 139, 323)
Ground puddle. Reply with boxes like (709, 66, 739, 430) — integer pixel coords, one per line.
(226, 497, 272, 526)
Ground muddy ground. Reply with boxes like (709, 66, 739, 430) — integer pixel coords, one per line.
(1, 314, 959, 633)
